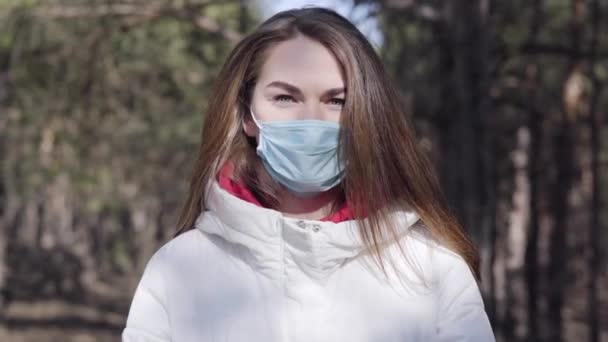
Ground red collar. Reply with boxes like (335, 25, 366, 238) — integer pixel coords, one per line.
(216, 162, 354, 223)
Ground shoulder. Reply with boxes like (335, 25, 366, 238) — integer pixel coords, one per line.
(145, 214, 254, 271)
(158, 228, 207, 256)
(143, 226, 225, 275)
(387, 210, 468, 268)
(403, 222, 469, 267)
(391, 221, 477, 288)
(405, 227, 496, 340)
(404, 223, 485, 307)
(135, 225, 246, 297)
(135, 230, 201, 281)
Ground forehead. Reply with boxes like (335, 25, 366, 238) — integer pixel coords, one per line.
(257, 35, 345, 88)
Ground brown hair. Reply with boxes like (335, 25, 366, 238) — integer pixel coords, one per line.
(175, 7, 481, 282)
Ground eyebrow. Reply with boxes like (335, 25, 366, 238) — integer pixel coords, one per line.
(265, 81, 346, 98)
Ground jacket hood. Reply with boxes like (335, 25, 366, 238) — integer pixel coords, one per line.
(195, 178, 422, 281)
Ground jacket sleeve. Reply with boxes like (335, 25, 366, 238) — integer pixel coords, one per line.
(122, 248, 171, 342)
(435, 252, 496, 342)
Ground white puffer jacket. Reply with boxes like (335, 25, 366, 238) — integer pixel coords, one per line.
(122, 180, 496, 341)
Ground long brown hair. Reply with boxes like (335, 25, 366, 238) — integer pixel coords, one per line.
(175, 7, 481, 282)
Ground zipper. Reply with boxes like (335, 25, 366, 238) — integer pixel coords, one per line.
(279, 219, 290, 342)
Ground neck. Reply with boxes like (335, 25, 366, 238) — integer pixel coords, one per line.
(277, 186, 340, 221)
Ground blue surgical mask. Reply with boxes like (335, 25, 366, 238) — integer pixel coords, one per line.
(249, 107, 345, 198)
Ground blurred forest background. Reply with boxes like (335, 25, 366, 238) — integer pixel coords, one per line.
(0, 0, 607, 341)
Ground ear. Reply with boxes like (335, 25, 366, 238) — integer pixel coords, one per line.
(242, 116, 259, 138)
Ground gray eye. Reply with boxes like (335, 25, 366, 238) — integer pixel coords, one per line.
(328, 98, 345, 106)
(274, 95, 296, 102)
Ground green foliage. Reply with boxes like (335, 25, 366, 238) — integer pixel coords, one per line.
(0, 0, 258, 272)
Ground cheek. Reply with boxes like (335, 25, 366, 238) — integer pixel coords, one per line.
(326, 108, 342, 123)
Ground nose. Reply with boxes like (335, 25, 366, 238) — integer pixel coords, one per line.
(299, 102, 329, 121)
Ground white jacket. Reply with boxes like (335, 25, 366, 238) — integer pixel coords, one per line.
(122, 180, 496, 341)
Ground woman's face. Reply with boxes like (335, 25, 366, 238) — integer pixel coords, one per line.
(243, 34, 346, 138)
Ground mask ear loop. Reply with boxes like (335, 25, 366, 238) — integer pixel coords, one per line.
(248, 106, 262, 129)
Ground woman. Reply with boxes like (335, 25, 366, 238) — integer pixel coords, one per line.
(122, 6, 496, 342)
